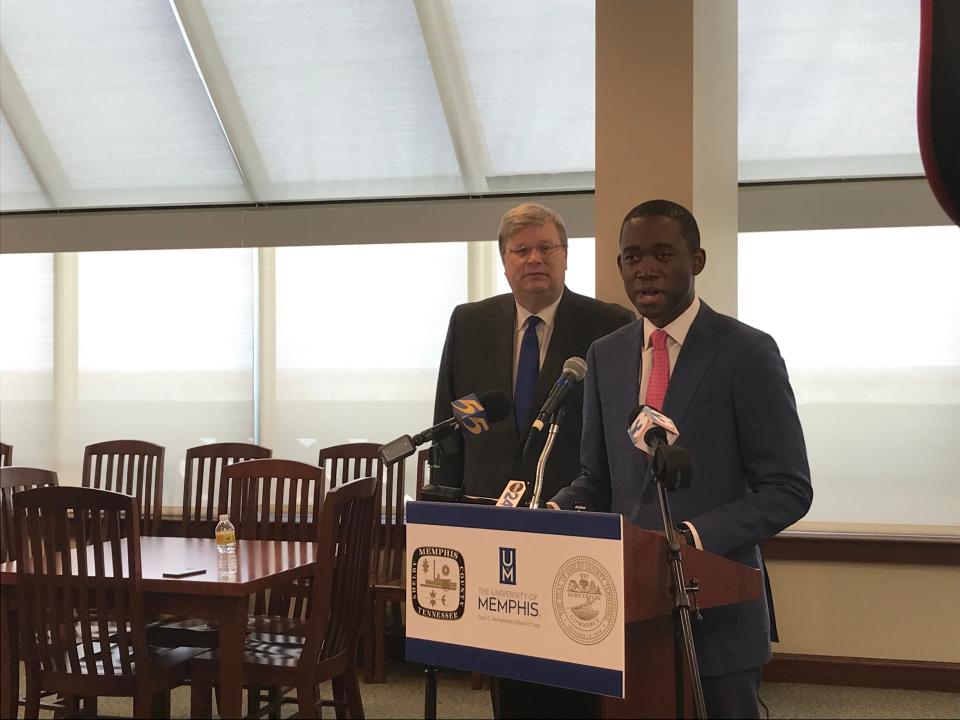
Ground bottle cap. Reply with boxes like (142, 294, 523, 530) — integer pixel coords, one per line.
(219, 514, 229, 521)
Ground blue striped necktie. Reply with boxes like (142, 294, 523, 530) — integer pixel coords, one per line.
(514, 316, 542, 429)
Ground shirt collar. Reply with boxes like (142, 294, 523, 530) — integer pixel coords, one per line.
(643, 295, 701, 348)
(515, 290, 563, 332)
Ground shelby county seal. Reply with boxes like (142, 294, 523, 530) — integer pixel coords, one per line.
(552, 556, 618, 645)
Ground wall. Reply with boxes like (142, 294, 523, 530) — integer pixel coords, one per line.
(768, 560, 960, 663)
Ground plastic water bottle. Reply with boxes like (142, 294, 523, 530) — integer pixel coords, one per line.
(215, 514, 236, 554)
(217, 549, 238, 579)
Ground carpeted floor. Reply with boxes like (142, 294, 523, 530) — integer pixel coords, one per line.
(14, 659, 960, 718)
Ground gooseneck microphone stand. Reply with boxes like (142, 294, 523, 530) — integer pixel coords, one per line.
(646, 441, 707, 720)
(529, 407, 564, 508)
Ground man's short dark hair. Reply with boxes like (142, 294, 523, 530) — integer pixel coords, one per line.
(620, 200, 700, 251)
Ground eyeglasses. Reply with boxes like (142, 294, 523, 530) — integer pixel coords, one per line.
(504, 243, 566, 259)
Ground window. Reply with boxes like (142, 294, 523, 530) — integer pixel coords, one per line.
(77, 248, 255, 504)
(738, 226, 960, 525)
(0, 114, 49, 211)
(0, 0, 596, 211)
(273, 242, 468, 490)
(0, 253, 54, 467)
(200, 0, 462, 201)
(738, 0, 923, 181)
(453, 0, 595, 189)
(0, 0, 244, 209)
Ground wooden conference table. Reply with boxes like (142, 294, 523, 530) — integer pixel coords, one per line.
(0, 536, 318, 719)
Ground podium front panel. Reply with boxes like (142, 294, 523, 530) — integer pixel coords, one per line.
(405, 502, 626, 697)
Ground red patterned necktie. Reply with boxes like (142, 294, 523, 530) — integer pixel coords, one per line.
(644, 329, 670, 411)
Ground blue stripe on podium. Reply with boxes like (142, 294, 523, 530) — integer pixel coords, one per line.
(406, 637, 623, 697)
(407, 502, 621, 540)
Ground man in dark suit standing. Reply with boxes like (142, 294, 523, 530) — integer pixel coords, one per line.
(433, 202, 633, 718)
(550, 200, 813, 719)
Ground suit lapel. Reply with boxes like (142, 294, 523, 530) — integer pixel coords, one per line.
(515, 289, 582, 445)
(491, 294, 517, 407)
(662, 302, 722, 428)
(534, 289, 581, 403)
(617, 322, 649, 480)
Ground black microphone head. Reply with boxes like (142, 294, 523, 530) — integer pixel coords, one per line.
(562, 356, 587, 381)
(654, 444, 693, 491)
(479, 390, 512, 423)
(644, 425, 669, 446)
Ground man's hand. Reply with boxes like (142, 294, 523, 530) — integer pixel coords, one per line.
(545, 501, 560, 510)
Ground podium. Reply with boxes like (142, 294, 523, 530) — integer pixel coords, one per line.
(404, 501, 761, 719)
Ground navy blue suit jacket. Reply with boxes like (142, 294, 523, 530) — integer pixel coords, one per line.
(552, 302, 812, 676)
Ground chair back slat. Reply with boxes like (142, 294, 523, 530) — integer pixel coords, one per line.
(318, 442, 406, 585)
(300, 476, 378, 668)
(141, 455, 153, 527)
(0, 441, 11, 466)
(377, 459, 406, 584)
(14, 486, 146, 689)
(181, 442, 272, 539)
(0, 466, 58, 563)
(82, 440, 164, 536)
(74, 515, 99, 676)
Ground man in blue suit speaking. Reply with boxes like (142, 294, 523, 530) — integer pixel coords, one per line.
(550, 199, 813, 718)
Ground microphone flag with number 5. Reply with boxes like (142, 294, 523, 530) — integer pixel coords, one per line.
(378, 389, 511, 466)
(450, 393, 491, 436)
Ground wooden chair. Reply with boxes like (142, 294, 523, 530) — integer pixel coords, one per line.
(363, 449, 433, 684)
(157, 458, 326, 656)
(317, 442, 405, 683)
(151, 443, 273, 650)
(190, 476, 379, 720)
(0, 442, 11, 466)
(230, 458, 327, 620)
(13, 486, 201, 718)
(82, 440, 165, 536)
(317, 442, 387, 492)
(232, 458, 326, 545)
(181, 442, 272, 539)
(0, 466, 58, 564)
(0, 466, 64, 713)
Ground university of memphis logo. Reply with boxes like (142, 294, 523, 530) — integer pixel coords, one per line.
(499, 547, 516, 585)
(552, 556, 618, 645)
(411, 546, 466, 620)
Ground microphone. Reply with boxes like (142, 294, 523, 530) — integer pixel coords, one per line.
(627, 405, 692, 499)
(627, 405, 679, 455)
(531, 357, 587, 431)
(378, 390, 512, 465)
(496, 480, 527, 508)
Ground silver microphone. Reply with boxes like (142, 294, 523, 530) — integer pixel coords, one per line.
(531, 357, 588, 431)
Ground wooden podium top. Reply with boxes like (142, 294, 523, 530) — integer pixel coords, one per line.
(621, 522, 763, 623)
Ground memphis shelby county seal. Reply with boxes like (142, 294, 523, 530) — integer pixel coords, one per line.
(552, 556, 618, 645)
(411, 546, 466, 620)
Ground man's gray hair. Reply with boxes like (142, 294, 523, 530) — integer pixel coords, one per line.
(497, 203, 569, 255)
